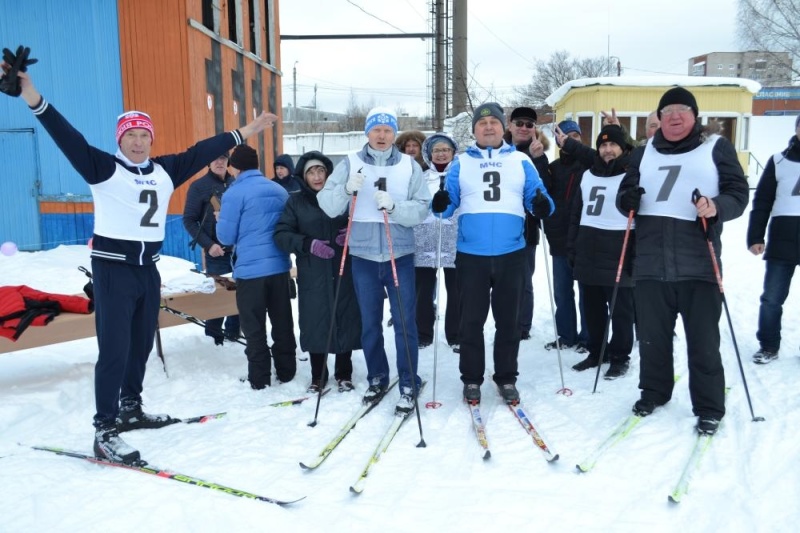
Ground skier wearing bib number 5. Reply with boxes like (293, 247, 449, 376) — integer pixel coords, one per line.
(617, 87, 749, 435)
(2, 50, 276, 465)
(431, 102, 554, 406)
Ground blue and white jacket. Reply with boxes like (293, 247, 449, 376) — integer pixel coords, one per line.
(439, 141, 553, 256)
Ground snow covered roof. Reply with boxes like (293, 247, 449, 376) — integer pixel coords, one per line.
(545, 75, 762, 107)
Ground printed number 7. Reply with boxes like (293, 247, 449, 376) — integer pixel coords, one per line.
(656, 165, 681, 202)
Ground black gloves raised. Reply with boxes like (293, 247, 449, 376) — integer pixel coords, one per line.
(0, 45, 38, 97)
(431, 190, 450, 214)
(532, 190, 551, 218)
(620, 186, 646, 214)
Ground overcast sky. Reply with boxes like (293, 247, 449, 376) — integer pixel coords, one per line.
(279, 0, 741, 116)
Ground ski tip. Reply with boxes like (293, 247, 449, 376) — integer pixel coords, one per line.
(276, 495, 307, 505)
(547, 454, 560, 463)
(349, 485, 364, 495)
(576, 463, 590, 473)
(299, 462, 312, 470)
(482, 450, 491, 461)
(668, 494, 681, 504)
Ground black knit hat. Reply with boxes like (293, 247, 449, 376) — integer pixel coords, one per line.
(510, 106, 537, 122)
(229, 145, 259, 171)
(472, 102, 506, 132)
(657, 87, 698, 119)
(595, 125, 627, 150)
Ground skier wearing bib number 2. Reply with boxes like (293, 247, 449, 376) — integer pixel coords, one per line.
(431, 102, 554, 406)
(3, 54, 277, 465)
(617, 87, 749, 436)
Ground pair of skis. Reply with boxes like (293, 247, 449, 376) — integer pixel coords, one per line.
(27, 389, 330, 506)
(300, 378, 427, 493)
(576, 411, 721, 503)
(467, 400, 559, 462)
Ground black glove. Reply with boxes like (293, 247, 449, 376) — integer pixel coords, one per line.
(532, 190, 551, 218)
(0, 45, 37, 97)
(431, 190, 450, 213)
(620, 186, 646, 214)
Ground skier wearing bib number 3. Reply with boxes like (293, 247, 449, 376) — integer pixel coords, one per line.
(431, 102, 554, 406)
(617, 87, 749, 436)
(1, 49, 276, 465)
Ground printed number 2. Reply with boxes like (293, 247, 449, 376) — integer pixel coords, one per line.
(483, 171, 501, 201)
(656, 165, 681, 202)
(139, 190, 159, 227)
(585, 186, 606, 216)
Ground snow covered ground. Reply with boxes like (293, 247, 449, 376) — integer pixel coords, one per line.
(1, 207, 799, 533)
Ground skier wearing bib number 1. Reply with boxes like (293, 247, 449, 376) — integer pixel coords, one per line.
(617, 86, 749, 436)
(1, 49, 276, 465)
(431, 102, 554, 406)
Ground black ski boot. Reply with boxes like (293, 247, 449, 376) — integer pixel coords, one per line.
(498, 384, 520, 405)
(94, 425, 142, 465)
(362, 379, 389, 405)
(117, 399, 179, 432)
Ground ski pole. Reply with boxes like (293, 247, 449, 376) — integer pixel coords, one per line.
(592, 210, 634, 393)
(309, 188, 358, 428)
(539, 221, 572, 396)
(692, 189, 764, 423)
(426, 211, 444, 409)
(158, 303, 247, 346)
(377, 179, 426, 447)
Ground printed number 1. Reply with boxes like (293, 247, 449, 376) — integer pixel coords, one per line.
(139, 190, 159, 227)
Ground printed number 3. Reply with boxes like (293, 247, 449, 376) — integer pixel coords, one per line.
(139, 190, 159, 227)
(483, 171, 501, 202)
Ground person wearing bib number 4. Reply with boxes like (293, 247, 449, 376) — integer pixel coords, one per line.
(431, 102, 554, 406)
(746, 116, 800, 365)
(1, 50, 277, 465)
(617, 87, 749, 436)
(317, 107, 430, 415)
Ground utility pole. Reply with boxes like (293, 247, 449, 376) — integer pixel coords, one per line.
(433, 0, 446, 131)
(452, 0, 467, 115)
(293, 61, 298, 135)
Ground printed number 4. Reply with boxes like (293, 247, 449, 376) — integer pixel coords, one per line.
(139, 190, 159, 227)
(483, 171, 501, 202)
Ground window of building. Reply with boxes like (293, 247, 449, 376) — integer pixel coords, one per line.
(247, 0, 257, 54)
(228, 0, 240, 45)
(729, 64, 735, 70)
(717, 64, 723, 70)
(578, 116, 593, 146)
(706, 117, 736, 145)
(635, 116, 647, 144)
(263, 0, 273, 64)
(755, 60, 767, 70)
(201, 0, 219, 33)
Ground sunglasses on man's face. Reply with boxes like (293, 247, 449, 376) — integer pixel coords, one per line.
(514, 120, 535, 129)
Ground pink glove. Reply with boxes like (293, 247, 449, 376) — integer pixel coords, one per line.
(310, 239, 335, 259)
(335, 227, 348, 247)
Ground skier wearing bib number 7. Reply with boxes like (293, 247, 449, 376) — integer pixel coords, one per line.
(617, 86, 749, 435)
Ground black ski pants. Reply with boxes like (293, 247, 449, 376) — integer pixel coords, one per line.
(582, 284, 635, 364)
(456, 249, 525, 386)
(635, 280, 725, 419)
(91, 258, 160, 429)
(236, 273, 297, 388)
(309, 351, 353, 384)
(415, 266, 460, 346)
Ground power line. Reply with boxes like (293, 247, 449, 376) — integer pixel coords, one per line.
(467, 10, 536, 68)
(345, 0, 409, 34)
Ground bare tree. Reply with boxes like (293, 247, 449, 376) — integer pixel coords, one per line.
(737, 0, 800, 82)
(343, 90, 374, 132)
(512, 50, 618, 108)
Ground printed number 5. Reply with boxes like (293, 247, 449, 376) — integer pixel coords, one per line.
(483, 171, 501, 202)
(139, 190, 159, 227)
